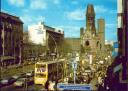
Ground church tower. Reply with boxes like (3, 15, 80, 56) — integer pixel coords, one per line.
(80, 4, 105, 63)
(86, 4, 96, 35)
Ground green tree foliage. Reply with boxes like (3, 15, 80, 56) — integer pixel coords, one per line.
(59, 40, 72, 55)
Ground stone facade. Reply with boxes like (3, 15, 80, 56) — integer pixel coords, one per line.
(81, 4, 105, 57)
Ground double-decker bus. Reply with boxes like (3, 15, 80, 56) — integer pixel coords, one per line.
(34, 59, 66, 85)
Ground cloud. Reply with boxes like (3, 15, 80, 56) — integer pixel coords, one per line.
(94, 5, 108, 13)
(71, 1, 78, 5)
(30, 0, 47, 10)
(20, 14, 45, 27)
(22, 9, 29, 13)
(66, 9, 85, 20)
(94, 5, 117, 14)
(58, 25, 80, 37)
(8, 0, 25, 7)
(106, 23, 117, 29)
(109, 10, 117, 14)
(53, 0, 60, 4)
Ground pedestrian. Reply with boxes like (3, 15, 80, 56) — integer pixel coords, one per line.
(98, 76, 102, 85)
(45, 80, 49, 91)
(48, 81, 55, 90)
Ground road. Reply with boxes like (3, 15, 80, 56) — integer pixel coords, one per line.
(1, 63, 34, 79)
(1, 84, 45, 91)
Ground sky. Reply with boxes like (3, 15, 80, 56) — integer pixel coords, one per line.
(1, 0, 117, 41)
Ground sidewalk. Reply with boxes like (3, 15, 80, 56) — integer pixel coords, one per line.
(90, 77, 98, 90)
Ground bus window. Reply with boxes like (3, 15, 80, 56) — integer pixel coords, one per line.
(36, 64, 46, 68)
(36, 73, 46, 78)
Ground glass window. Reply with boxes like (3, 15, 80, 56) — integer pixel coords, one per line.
(36, 73, 46, 78)
(36, 64, 46, 68)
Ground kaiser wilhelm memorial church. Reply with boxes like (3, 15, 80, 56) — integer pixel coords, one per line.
(80, 4, 105, 61)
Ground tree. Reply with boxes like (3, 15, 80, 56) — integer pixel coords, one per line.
(58, 40, 72, 56)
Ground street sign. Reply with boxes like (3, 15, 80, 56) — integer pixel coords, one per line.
(57, 84, 92, 90)
(75, 56, 79, 61)
(72, 62, 77, 69)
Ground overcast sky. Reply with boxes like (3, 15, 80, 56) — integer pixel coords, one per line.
(2, 0, 117, 41)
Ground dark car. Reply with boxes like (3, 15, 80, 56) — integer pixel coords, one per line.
(13, 78, 26, 87)
(26, 77, 34, 85)
(20, 72, 27, 78)
(0, 79, 3, 88)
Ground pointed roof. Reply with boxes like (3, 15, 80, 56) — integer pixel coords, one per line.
(86, 4, 95, 15)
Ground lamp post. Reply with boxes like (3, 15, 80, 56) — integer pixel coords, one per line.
(19, 40, 23, 66)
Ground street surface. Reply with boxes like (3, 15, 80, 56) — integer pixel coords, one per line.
(0, 57, 109, 91)
(1, 84, 44, 91)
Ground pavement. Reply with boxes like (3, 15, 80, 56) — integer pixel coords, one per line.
(1, 84, 44, 91)
(90, 76, 98, 90)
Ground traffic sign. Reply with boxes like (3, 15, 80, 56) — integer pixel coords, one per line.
(72, 62, 77, 69)
(57, 84, 92, 90)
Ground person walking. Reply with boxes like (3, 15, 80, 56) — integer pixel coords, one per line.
(45, 80, 49, 91)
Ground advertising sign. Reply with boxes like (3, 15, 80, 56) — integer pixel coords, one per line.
(57, 84, 92, 90)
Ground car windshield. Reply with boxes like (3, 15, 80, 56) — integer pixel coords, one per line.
(18, 78, 25, 81)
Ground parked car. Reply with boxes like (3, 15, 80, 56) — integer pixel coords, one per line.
(0, 79, 3, 88)
(26, 77, 34, 85)
(13, 78, 26, 87)
(26, 71, 34, 77)
(0, 77, 16, 86)
(0, 79, 8, 86)
(12, 75, 20, 80)
(20, 72, 27, 78)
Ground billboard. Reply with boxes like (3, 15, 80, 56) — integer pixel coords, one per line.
(28, 24, 46, 46)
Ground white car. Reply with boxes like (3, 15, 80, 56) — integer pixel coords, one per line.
(1, 79, 8, 86)
(13, 78, 26, 87)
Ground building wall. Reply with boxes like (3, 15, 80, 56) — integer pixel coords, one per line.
(28, 22, 46, 46)
(0, 12, 23, 63)
(28, 22, 64, 56)
(46, 27, 64, 54)
(81, 4, 105, 54)
(97, 19, 105, 51)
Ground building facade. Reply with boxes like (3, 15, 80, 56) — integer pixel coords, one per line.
(116, 0, 128, 86)
(105, 0, 128, 90)
(80, 4, 105, 62)
(0, 12, 23, 65)
(28, 22, 64, 56)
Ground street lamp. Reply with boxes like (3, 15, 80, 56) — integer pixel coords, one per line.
(19, 40, 22, 66)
